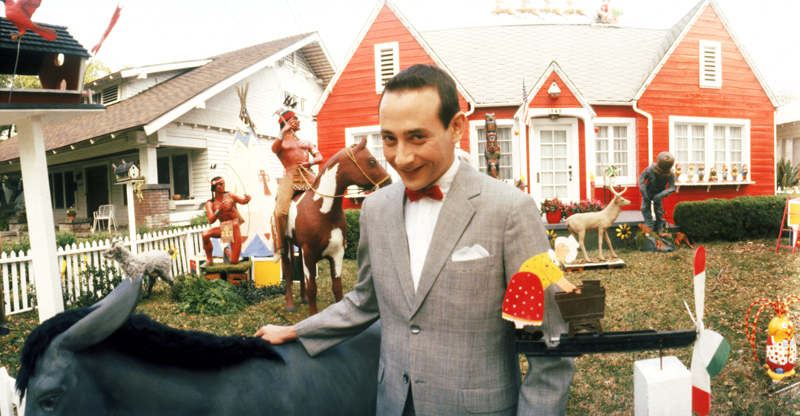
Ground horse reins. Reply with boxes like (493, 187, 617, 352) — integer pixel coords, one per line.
(297, 145, 391, 198)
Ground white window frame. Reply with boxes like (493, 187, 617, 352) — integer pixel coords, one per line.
(468, 119, 519, 183)
(699, 40, 722, 89)
(344, 125, 398, 193)
(374, 42, 399, 93)
(593, 118, 637, 185)
(157, 150, 194, 200)
(283, 92, 306, 115)
(669, 116, 750, 182)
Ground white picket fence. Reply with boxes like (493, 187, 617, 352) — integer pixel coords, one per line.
(0, 226, 210, 316)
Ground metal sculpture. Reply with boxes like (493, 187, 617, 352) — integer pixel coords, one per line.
(279, 137, 391, 314)
(16, 273, 381, 416)
(3, 0, 57, 41)
(565, 176, 630, 262)
(745, 295, 799, 383)
(484, 113, 502, 178)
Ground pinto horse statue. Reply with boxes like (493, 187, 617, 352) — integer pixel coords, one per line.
(17, 273, 381, 416)
(281, 137, 391, 314)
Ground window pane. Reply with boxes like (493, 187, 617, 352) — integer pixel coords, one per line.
(64, 171, 75, 208)
(157, 156, 170, 185)
(172, 154, 190, 196)
(53, 173, 64, 209)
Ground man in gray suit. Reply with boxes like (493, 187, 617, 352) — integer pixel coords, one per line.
(256, 64, 574, 415)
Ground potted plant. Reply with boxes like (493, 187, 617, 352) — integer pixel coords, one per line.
(540, 197, 564, 224)
(66, 205, 77, 219)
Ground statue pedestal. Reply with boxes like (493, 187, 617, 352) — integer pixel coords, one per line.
(634, 356, 691, 415)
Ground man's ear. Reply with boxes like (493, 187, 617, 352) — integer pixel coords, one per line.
(449, 111, 467, 144)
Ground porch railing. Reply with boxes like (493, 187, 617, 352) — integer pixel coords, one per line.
(0, 225, 210, 316)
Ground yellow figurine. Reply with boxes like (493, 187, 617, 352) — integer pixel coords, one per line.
(745, 296, 800, 383)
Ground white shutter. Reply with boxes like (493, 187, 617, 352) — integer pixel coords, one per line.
(374, 42, 399, 93)
(699, 40, 722, 89)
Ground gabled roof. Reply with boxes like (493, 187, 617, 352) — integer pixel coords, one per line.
(311, 0, 474, 117)
(423, 24, 667, 104)
(0, 16, 90, 75)
(0, 32, 335, 162)
(633, 0, 778, 107)
(521, 61, 596, 118)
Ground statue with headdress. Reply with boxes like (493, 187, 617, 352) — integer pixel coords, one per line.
(484, 113, 502, 179)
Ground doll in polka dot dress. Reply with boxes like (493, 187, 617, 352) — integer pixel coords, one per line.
(745, 295, 800, 383)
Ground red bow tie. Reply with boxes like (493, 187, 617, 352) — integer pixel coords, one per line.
(406, 185, 443, 202)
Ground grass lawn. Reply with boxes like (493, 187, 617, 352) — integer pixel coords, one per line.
(0, 238, 798, 414)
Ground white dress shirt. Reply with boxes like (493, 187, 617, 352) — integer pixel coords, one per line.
(404, 158, 460, 291)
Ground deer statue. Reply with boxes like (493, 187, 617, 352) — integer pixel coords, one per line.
(565, 180, 630, 262)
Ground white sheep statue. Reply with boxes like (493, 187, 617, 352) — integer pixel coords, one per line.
(103, 240, 174, 297)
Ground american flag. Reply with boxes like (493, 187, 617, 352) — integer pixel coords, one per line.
(522, 79, 530, 127)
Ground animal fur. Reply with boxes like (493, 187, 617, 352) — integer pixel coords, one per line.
(103, 240, 174, 297)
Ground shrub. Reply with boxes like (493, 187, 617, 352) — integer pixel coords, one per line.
(777, 157, 800, 190)
(55, 230, 77, 248)
(673, 195, 787, 241)
(63, 262, 125, 309)
(190, 211, 209, 227)
(562, 199, 604, 218)
(233, 280, 286, 305)
(177, 274, 247, 315)
(344, 209, 360, 260)
(1, 237, 29, 255)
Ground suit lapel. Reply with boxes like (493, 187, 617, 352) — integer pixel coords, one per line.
(411, 162, 479, 318)
(384, 184, 416, 313)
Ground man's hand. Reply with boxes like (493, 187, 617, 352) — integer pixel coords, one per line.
(299, 161, 312, 169)
(280, 122, 294, 135)
(255, 324, 298, 344)
(243, 194, 252, 204)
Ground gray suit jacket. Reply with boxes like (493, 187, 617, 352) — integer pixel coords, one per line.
(296, 162, 573, 415)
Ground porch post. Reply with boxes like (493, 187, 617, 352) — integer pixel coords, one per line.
(17, 116, 65, 322)
(139, 143, 158, 185)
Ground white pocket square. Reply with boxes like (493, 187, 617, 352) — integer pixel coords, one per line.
(452, 244, 490, 262)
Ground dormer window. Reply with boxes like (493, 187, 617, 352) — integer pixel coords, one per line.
(699, 40, 721, 89)
(374, 42, 399, 93)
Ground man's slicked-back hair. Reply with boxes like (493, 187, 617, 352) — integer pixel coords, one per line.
(381, 64, 461, 129)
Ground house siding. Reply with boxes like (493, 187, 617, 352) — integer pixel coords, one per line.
(316, 4, 469, 209)
(638, 4, 775, 221)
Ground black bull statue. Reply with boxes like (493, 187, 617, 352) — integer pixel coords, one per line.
(17, 274, 380, 416)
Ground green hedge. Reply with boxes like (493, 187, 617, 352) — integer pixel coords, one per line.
(673, 195, 788, 241)
(345, 209, 360, 260)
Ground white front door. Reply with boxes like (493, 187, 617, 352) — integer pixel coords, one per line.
(531, 118, 580, 204)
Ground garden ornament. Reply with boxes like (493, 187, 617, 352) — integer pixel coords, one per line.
(698, 163, 706, 181)
(484, 113, 501, 179)
(742, 163, 749, 181)
(745, 294, 800, 383)
(16, 273, 382, 416)
(91, 3, 122, 55)
(202, 176, 251, 265)
(566, 174, 630, 262)
(278, 137, 391, 315)
(708, 166, 718, 182)
(3, 0, 57, 41)
(675, 163, 681, 182)
(272, 98, 323, 260)
(102, 240, 174, 298)
(731, 163, 739, 181)
(684, 246, 730, 415)
(654, 151, 675, 178)
(553, 235, 579, 264)
(722, 164, 729, 181)
(687, 162, 695, 182)
(502, 252, 577, 328)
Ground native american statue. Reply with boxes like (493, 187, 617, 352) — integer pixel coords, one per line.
(484, 113, 502, 179)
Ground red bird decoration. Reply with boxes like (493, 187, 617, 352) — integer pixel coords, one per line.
(91, 3, 122, 55)
(2, 0, 57, 41)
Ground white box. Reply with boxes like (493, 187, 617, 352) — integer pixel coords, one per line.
(634, 356, 691, 416)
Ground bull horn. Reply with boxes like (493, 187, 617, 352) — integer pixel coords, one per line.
(53, 274, 144, 352)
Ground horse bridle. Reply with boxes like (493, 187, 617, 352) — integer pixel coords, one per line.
(297, 145, 391, 198)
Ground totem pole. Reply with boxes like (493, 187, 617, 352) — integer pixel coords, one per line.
(485, 113, 502, 179)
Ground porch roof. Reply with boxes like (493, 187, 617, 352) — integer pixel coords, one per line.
(0, 32, 330, 163)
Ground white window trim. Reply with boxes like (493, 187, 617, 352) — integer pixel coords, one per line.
(469, 119, 519, 183)
(158, 150, 194, 199)
(344, 125, 398, 193)
(374, 42, 399, 93)
(592, 117, 637, 186)
(669, 115, 750, 185)
(699, 40, 722, 89)
(283, 92, 307, 116)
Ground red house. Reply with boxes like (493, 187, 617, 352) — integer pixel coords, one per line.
(313, 0, 778, 216)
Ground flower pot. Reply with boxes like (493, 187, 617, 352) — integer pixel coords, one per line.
(67, 213, 76, 219)
(172, 194, 182, 200)
(546, 210, 562, 224)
